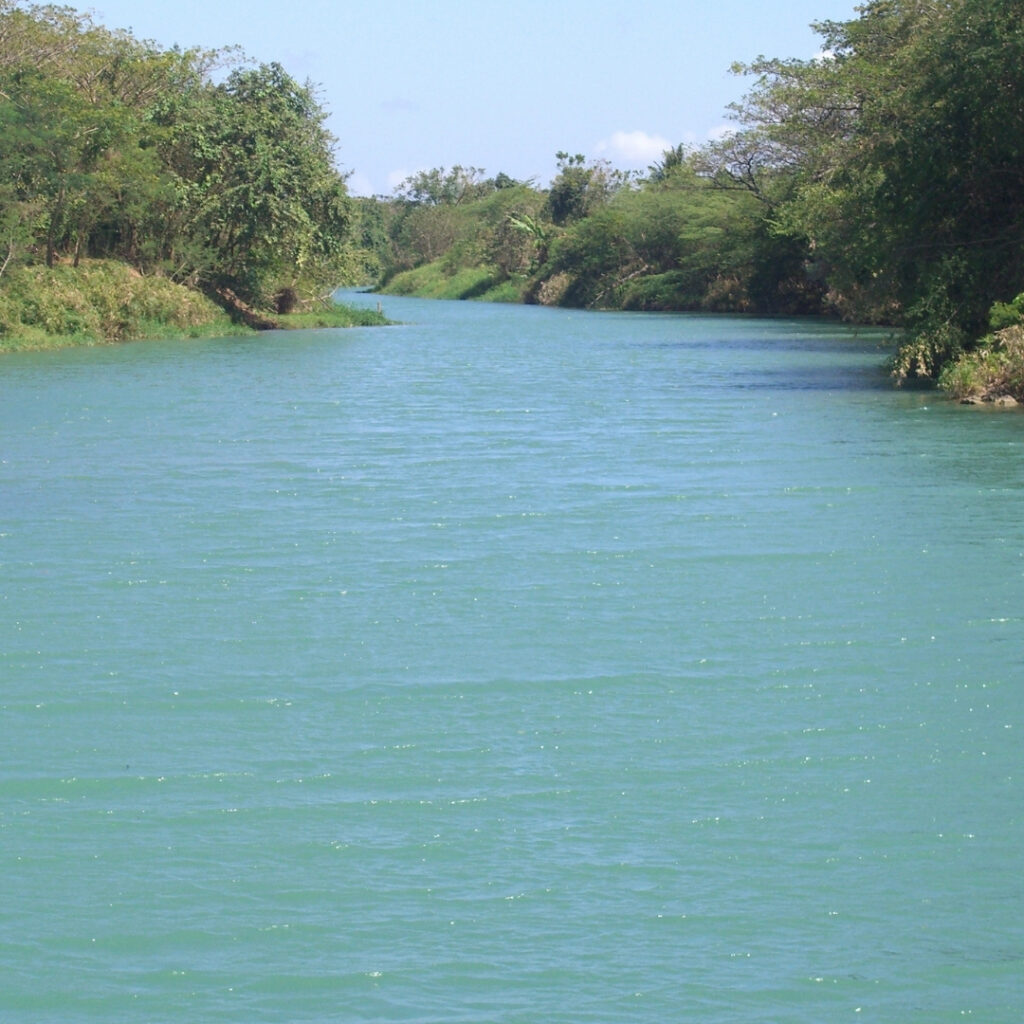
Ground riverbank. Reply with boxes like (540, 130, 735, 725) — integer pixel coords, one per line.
(0, 261, 389, 353)
(937, 323, 1024, 406)
(379, 262, 1024, 406)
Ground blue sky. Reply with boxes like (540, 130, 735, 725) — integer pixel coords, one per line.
(88, 0, 860, 196)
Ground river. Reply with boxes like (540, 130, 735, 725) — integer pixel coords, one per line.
(2, 293, 1022, 1022)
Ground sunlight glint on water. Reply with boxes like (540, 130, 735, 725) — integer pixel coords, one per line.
(1, 293, 1022, 1023)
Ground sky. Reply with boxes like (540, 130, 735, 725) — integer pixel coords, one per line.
(85, 0, 862, 197)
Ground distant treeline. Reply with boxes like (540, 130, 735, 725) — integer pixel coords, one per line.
(367, 0, 1024, 389)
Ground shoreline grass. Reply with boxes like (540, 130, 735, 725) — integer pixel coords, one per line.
(0, 261, 391, 353)
(270, 305, 391, 329)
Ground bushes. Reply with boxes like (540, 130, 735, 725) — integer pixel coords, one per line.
(0, 259, 389, 350)
(988, 294, 1024, 332)
(939, 323, 1024, 403)
(937, 295, 1024, 402)
(0, 260, 236, 350)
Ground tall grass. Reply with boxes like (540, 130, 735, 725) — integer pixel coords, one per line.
(0, 260, 240, 351)
(0, 261, 389, 352)
(380, 261, 527, 302)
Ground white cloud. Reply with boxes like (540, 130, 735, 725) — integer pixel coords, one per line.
(705, 123, 736, 142)
(386, 169, 413, 192)
(345, 171, 375, 198)
(595, 130, 673, 166)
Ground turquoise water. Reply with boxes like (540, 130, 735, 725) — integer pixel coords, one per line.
(2, 294, 1022, 1022)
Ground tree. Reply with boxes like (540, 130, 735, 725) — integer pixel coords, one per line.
(545, 152, 630, 226)
(536, 162, 784, 311)
(0, 3, 359, 311)
(0, 67, 126, 267)
(716, 0, 1024, 376)
(161, 61, 354, 307)
(646, 143, 689, 184)
(393, 166, 491, 206)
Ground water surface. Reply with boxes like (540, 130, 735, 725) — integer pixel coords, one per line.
(2, 295, 1022, 1022)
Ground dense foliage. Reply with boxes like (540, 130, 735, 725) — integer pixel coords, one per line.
(0, 0, 361, 325)
(371, 151, 829, 314)
(4, 0, 1023, 386)
(709, 0, 1024, 381)
(374, 0, 1024, 388)
(0, 258, 240, 348)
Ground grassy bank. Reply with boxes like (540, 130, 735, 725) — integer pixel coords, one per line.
(380, 262, 526, 303)
(0, 261, 388, 353)
(0, 261, 241, 352)
(272, 305, 391, 329)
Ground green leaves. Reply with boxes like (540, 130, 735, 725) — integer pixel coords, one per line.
(163, 62, 354, 306)
(394, 166, 491, 206)
(0, 6, 358, 311)
(545, 152, 630, 226)
(717, 0, 1024, 374)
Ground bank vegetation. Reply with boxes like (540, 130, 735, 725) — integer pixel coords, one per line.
(3, 0, 1023, 398)
(0, 0, 383, 351)
(367, 0, 1024, 401)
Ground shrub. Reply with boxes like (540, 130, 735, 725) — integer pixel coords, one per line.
(938, 324, 1024, 402)
(0, 260, 235, 350)
(891, 321, 967, 384)
(988, 293, 1024, 331)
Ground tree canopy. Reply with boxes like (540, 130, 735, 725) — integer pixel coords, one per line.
(5, 0, 1023, 384)
(707, 0, 1024, 376)
(0, 0, 359, 312)
(372, 0, 1024, 384)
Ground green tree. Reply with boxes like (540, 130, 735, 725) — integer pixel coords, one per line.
(0, 2, 229, 275)
(646, 143, 689, 184)
(537, 164, 777, 311)
(546, 152, 630, 226)
(161, 61, 354, 308)
(716, 0, 1024, 376)
(0, 67, 124, 266)
(393, 165, 492, 206)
